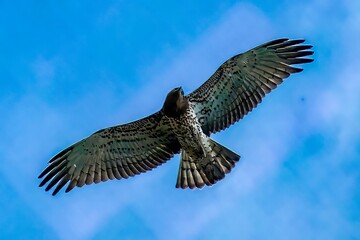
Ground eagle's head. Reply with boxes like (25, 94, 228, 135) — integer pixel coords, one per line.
(162, 87, 189, 118)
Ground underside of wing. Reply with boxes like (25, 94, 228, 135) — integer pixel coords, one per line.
(188, 38, 314, 135)
(38, 111, 181, 195)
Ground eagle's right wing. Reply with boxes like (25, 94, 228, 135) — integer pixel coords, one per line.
(188, 39, 313, 135)
(38, 111, 181, 195)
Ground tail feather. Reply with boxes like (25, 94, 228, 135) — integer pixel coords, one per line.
(176, 139, 240, 189)
(176, 151, 206, 189)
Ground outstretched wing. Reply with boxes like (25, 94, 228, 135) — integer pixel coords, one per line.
(187, 38, 314, 135)
(38, 111, 181, 195)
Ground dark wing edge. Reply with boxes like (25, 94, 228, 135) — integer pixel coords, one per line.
(38, 111, 181, 196)
(187, 38, 314, 135)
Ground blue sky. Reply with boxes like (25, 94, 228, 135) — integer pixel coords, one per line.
(1, 0, 359, 239)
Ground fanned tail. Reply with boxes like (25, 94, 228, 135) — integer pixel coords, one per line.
(176, 139, 240, 189)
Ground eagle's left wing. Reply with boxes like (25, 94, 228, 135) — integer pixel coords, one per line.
(187, 38, 313, 135)
(38, 111, 181, 195)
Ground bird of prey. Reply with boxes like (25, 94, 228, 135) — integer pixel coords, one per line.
(39, 38, 313, 195)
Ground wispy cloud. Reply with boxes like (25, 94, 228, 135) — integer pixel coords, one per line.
(121, 2, 273, 120)
(1, 0, 359, 239)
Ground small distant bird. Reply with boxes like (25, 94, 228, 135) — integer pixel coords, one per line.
(39, 38, 313, 195)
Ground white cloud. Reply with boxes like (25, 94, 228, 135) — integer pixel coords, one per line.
(3, 0, 359, 239)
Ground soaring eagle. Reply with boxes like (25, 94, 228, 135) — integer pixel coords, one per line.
(39, 38, 313, 195)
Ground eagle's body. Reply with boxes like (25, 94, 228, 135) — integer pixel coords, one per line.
(168, 104, 207, 161)
(166, 100, 238, 188)
(39, 38, 313, 195)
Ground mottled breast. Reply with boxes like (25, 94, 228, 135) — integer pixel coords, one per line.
(167, 103, 209, 159)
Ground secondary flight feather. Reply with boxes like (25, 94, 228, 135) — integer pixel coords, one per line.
(39, 38, 313, 195)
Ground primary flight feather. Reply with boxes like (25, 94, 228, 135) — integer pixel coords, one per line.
(39, 38, 313, 195)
